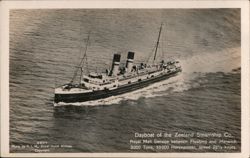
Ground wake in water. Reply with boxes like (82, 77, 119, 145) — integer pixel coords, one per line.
(54, 47, 240, 107)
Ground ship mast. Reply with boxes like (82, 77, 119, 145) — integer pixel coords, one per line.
(153, 23, 163, 61)
(71, 34, 90, 83)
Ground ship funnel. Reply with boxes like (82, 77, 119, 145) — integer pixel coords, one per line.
(111, 53, 121, 76)
(126, 51, 135, 73)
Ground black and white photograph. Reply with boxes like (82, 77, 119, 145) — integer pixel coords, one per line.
(0, 1, 249, 158)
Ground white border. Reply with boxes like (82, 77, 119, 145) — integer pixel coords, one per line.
(1, 1, 249, 158)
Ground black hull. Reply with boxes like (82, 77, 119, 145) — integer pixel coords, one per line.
(54, 70, 181, 104)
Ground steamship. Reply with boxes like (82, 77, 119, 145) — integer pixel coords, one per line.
(54, 24, 182, 104)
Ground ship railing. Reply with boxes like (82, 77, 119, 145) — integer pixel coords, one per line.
(60, 83, 88, 91)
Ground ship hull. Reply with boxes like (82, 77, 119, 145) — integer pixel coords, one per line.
(54, 69, 181, 104)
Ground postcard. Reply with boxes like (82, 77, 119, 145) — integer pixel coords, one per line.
(0, 0, 249, 157)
